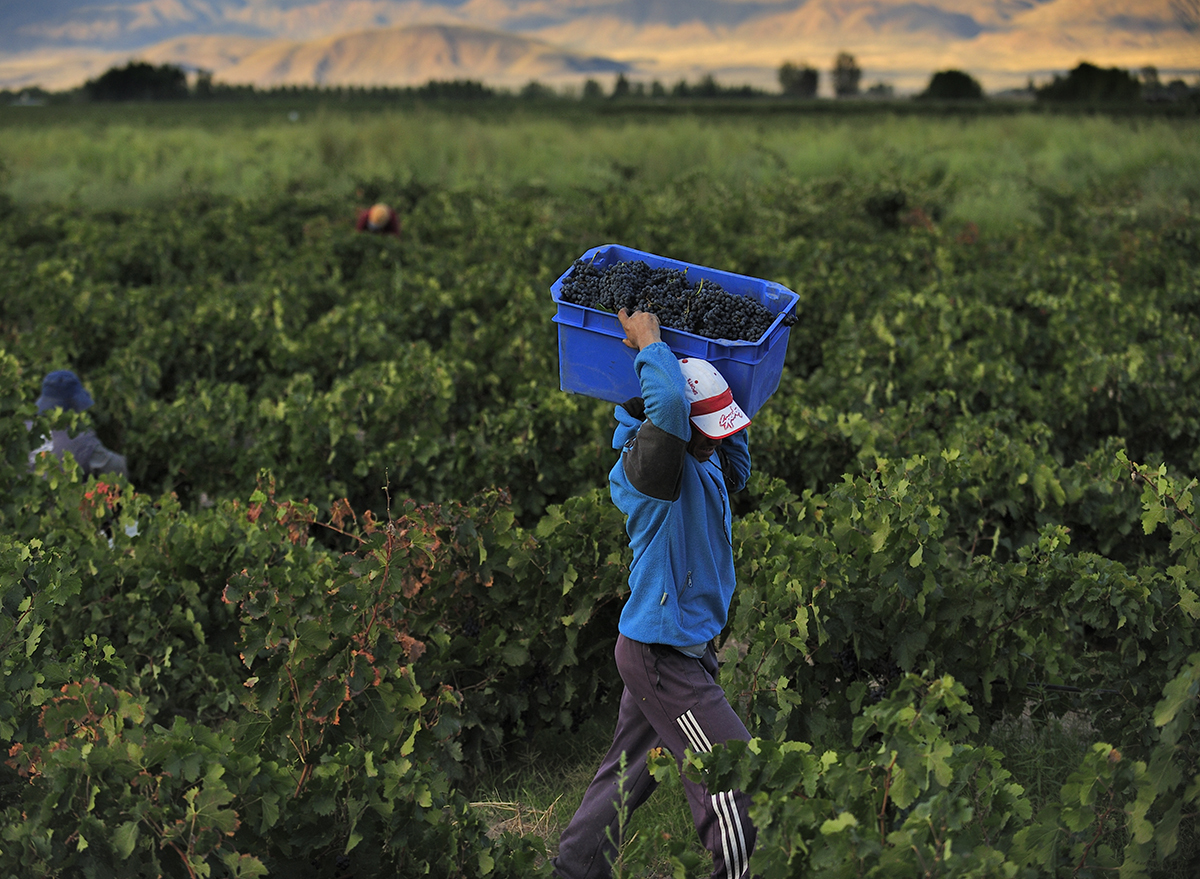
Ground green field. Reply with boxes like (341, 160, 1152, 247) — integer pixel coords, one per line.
(3, 101, 1198, 234)
(1, 102, 1198, 878)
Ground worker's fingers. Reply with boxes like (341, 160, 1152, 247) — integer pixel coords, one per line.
(618, 309, 636, 347)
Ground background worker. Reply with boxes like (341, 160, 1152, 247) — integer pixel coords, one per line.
(27, 369, 128, 480)
(552, 308, 756, 879)
(354, 202, 401, 238)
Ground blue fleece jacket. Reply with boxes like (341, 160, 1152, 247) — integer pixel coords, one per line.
(609, 342, 751, 648)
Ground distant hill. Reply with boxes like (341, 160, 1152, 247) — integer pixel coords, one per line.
(145, 24, 630, 89)
(0, 0, 1194, 94)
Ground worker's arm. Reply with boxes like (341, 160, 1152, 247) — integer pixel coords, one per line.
(616, 310, 690, 500)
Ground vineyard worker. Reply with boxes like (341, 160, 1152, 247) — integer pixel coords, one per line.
(553, 309, 756, 879)
(354, 202, 401, 238)
(26, 369, 128, 479)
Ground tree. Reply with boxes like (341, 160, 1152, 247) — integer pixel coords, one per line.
(84, 61, 189, 102)
(611, 74, 631, 99)
(1140, 66, 1166, 101)
(412, 79, 493, 100)
(832, 52, 862, 98)
(1036, 62, 1141, 103)
(520, 80, 555, 100)
(778, 62, 819, 98)
(919, 69, 984, 100)
(193, 69, 214, 99)
(582, 78, 604, 100)
(694, 74, 720, 98)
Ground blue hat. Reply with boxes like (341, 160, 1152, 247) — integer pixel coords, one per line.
(36, 369, 94, 413)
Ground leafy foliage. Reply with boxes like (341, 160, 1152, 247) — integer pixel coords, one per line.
(920, 70, 985, 101)
(2, 147, 1199, 875)
(1037, 63, 1143, 103)
(83, 62, 190, 102)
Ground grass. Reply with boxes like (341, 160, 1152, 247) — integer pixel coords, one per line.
(2, 102, 1197, 237)
(988, 704, 1099, 809)
(469, 716, 709, 877)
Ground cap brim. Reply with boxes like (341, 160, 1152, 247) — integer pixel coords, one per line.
(690, 403, 750, 439)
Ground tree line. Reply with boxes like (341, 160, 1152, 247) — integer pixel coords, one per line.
(779, 54, 1197, 103)
(3, 56, 1197, 106)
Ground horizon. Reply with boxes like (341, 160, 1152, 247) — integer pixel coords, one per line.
(0, 1, 1197, 97)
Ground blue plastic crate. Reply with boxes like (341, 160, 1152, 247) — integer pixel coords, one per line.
(551, 244, 799, 417)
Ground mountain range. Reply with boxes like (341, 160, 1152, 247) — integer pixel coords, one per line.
(0, 0, 1195, 95)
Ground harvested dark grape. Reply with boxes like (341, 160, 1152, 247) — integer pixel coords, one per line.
(558, 258, 796, 343)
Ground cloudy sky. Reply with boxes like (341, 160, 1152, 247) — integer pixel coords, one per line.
(0, 1, 1196, 94)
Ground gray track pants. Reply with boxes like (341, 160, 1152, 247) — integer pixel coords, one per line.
(552, 634, 755, 879)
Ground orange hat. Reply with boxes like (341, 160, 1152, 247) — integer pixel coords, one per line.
(367, 203, 392, 230)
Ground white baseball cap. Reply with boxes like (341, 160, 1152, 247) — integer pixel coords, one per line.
(678, 358, 750, 439)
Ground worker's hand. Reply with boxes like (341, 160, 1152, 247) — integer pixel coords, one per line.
(618, 309, 662, 351)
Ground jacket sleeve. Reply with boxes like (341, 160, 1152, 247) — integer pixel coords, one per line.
(87, 443, 128, 479)
(618, 343, 691, 501)
(634, 342, 690, 439)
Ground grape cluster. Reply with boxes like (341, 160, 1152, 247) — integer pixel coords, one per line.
(558, 258, 796, 343)
(517, 660, 557, 699)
